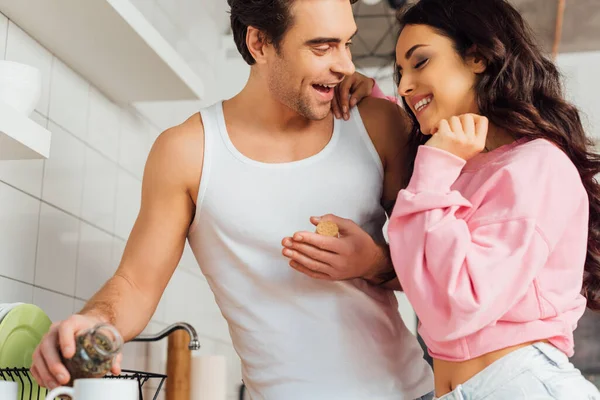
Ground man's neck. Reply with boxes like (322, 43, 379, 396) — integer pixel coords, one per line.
(226, 73, 330, 136)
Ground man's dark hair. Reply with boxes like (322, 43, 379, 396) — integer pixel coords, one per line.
(228, 0, 359, 65)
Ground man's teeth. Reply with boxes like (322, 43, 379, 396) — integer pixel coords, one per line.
(415, 97, 432, 112)
(316, 84, 336, 89)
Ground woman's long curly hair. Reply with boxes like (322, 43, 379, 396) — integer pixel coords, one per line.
(395, 0, 600, 310)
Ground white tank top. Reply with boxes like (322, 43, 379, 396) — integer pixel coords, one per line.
(187, 102, 433, 400)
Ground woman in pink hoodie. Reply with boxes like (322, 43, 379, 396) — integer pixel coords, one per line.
(333, 0, 600, 398)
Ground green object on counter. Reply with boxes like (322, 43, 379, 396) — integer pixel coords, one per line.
(0, 304, 52, 398)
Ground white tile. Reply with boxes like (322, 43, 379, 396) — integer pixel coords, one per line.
(193, 335, 218, 358)
(174, 38, 201, 63)
(118, 111, 151, 179)
(0, 12, 7, 59)
(195, 279, 229, 341)
(145, 321, 168, 377)
(114, 169, 141, 239)
(81, 147, 118, 232)
(5, 21, 53, 116)
(34, 203, 79, 295)
(150, 2, 183, 49)
(73, 299, 86, 313)
(120, 340, 148, 371)
(129, 0, 156, 22)
(42, 121, 85, 216)
(152, 292, 167, 324)
(87, 88, 120, 162)
(0, 276, 33, 303)
(180, 242, 202, 277)
(205, 0, 230, 35)
(111, 237, 126, 269)
(0, 111, 46, 197)
(32, 287, 75, 322)
(145, 119, 162, 145)
(162, 270, 229, 341)
(48, 58, 90, 139)
(0, 182, 40, 283)
(75, 222, 115, 300)
(185, 15, 220, 55)
(154, 0, 179, 23)
(161, 270, 195, 324)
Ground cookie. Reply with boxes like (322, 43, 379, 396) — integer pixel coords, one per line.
(315, 221, 339, 237)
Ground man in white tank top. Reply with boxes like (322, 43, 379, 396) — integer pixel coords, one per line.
(32, 1, 433, 398)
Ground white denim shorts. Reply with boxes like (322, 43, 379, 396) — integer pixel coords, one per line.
(435, 342, 600, 400)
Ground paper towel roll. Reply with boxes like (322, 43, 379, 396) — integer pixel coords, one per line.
(190, 355, 227, 400)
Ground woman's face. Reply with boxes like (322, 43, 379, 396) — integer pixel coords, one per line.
(395, 24, 485, 134)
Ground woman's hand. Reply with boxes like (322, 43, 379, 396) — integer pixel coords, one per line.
(426, 114, 489, 160)
(332, 72, 375, 120)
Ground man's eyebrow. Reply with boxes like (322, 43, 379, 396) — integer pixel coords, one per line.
(304, 29, 358, 46)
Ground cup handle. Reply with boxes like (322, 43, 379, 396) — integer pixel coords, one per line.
(45, 386, 75, 400)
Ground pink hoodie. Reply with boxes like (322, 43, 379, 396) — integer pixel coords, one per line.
(388, 139, 589, 361)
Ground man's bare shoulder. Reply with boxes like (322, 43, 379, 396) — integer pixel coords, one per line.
(357, 95, 398, 115)
(145, 113, 205, 192)
(357, 97, 409, 137)
(152, 112, 204, 154)
(356, 97, 411, 163)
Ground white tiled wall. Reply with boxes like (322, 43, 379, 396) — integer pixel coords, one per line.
(0, 13, 242, 400)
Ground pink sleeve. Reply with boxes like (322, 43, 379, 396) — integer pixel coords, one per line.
(370, 80, 400, 105)
(388, 145, 550, 341)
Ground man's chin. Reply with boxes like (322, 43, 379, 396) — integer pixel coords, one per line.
(297, 104, 331, 121)
(310, 103, 333, 121)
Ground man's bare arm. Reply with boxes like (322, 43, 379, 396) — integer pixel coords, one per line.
(31, 114, 205, 389)
(357, 97, 412, 290)
(81, 115, 205, 340)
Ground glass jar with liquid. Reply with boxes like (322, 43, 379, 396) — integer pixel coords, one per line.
(61, 323, 123, 384)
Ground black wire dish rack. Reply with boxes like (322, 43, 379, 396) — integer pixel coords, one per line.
(0, 367, 166, 400)
(0, 322, 200, 400)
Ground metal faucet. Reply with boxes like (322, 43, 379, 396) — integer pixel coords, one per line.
(131, 322, 201, 350)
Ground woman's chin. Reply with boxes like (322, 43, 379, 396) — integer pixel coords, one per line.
(419, 124, 434, 136)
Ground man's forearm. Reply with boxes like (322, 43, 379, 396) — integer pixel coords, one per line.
(380, 277, 402, 290)
(79, 273, 157, 342)
(364, 244, 402, 290)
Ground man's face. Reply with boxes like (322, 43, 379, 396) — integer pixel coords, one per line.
(266, 0, 357, 121)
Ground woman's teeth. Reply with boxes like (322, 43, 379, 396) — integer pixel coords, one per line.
(415, 96, 432, 112)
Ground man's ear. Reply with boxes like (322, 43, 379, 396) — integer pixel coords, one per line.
(466, 45, 487, 74)
(246, 26, 272, 64)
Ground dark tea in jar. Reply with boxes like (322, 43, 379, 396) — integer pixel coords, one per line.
(61, 323, 123, 385)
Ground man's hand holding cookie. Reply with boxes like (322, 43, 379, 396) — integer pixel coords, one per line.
(281, 214, 387, 281)
(315, 220, 339, 237)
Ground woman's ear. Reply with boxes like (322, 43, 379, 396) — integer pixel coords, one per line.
(466, 45, 487, 74)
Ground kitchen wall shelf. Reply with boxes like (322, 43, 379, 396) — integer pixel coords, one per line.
(0, 102, 51, 159)
(0, 0, 204, 103)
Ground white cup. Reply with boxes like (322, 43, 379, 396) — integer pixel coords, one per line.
(45, 379, 138, 400)
(0, 381, 18, 400)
